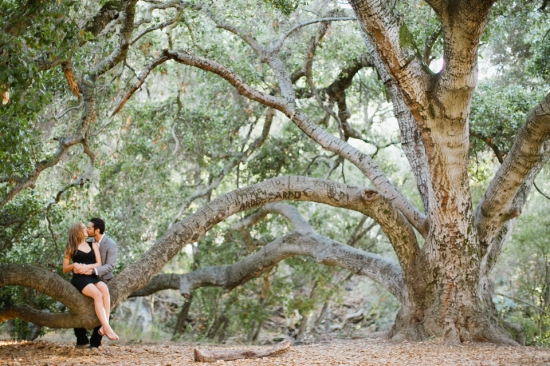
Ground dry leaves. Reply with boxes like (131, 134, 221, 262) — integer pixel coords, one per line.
(1, 338, 550, 365)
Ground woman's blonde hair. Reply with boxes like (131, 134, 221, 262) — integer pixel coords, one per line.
(64, 223, 86, 259)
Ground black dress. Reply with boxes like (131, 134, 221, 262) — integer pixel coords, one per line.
(71, 241, 100, 292)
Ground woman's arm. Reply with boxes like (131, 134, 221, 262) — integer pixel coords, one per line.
(62, 255, 74, 274)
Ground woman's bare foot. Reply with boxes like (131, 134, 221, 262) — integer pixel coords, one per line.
(98, 327, 105, 336)
(105, 328, 119, 341)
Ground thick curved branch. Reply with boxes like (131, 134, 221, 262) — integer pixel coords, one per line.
(130, 230, 406, 303)
(108, 176, 418, 308)
(113, 48, 426, 234)
(0, 264, 99, 328)
(476, 91, 550, 246)
(3, 178, 415, 328)
(348, 0, 431, 120)
(0, 306, 81, 328)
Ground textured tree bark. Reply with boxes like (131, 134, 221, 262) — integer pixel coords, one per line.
(194, 340, 291, 362)
(346, 0, 530, 344)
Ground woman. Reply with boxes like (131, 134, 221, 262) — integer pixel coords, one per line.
(63, 223, 119, 341)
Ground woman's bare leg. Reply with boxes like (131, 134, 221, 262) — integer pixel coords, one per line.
(95, 282, 110, 319)
(94, 282, 111, 337)
(81, 284, 119, 340)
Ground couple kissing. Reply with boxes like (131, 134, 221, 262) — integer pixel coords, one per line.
(62, 218, 119, 348)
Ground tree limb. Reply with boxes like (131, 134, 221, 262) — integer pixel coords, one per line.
(2, 177, 415, 328)
(91, 0, 139, 78)
(269, 17, 357, 55)
(109, 176, 417, 308)
(0, 264, 99, 328)
(348, 0, 431, 120)
(130, 230, 406, 303)
(111, 45, 426, 234)
(194, 340, 291, 362)
(476, 91, 550, 246)
(534, 182, 550, 201)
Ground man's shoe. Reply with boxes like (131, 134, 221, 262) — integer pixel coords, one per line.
(75, 344, 89, 349)
(89, 345, 100, 349)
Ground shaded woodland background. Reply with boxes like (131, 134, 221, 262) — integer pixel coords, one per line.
(1, 0, 550, 347)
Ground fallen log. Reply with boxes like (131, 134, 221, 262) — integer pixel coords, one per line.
(194, 340, 292, 362)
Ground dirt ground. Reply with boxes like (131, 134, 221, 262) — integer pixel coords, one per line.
(2, 337, 550, 366)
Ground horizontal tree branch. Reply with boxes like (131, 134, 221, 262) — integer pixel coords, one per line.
(2, 177, 414, 328)
(109, 176, 417, 308)
(0, 264, 99, 328)
(194, 340, 291, 362)
(0, 306, 93, 329)
(130, 229, 405, 303)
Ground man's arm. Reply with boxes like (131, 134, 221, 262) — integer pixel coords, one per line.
(95, 241, 118, 278)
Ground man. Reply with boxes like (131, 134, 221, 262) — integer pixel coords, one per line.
(73, 217, 118, 349)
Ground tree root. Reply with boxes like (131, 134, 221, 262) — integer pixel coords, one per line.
(193, 340, 291, 362)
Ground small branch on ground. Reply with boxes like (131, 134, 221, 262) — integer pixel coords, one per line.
(194, 340, 291, 362)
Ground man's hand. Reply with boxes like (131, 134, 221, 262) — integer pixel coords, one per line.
(73, 263, 94, 275)
(81, 268, 94, 275)
(73, 263, 84, 274)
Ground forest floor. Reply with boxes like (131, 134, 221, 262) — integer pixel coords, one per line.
(2, 337, 550, 365)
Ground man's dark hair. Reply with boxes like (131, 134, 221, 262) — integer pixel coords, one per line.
(90, 217, 105, 234)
